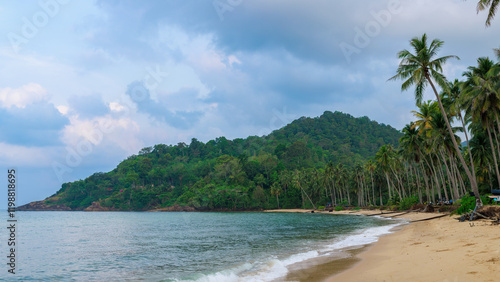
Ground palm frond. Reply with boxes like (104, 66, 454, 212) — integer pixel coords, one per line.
(477, 0, 500, 26)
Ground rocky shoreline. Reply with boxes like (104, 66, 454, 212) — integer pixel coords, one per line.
(17, 201, 72, 211)
(17, 201, 259, 212)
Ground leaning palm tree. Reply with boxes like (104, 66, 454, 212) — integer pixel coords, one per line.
(389, 34, 482, 207)
(477, 0, 499, 26)
(462, 57, 500, 189)
(441, 79, 477, 185)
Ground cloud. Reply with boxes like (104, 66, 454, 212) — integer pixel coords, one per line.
(67, 93, 110, 119)
(0, 102, 68, 146)
(61, 115, 141, 154)
(3, 0, 500, 210)
(126, 81, 204, 128)
(0, 83, 49, 108)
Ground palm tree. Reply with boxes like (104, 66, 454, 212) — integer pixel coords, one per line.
(292, 170, 316, 210)
(400, 122, 429, 201)
(375, 144, 396, 201)
(441, 79, 478, 186)
(494, 47, 500, 60)
(477, 0, 499, 26)
(469, 124, 493, 187)
(390, 34, 482, 208)
(462, 57, 500, 189)
(412, 100, 439, 136)
(428, 108, 462, 200)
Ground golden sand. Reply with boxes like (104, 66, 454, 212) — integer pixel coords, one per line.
(328, 209, 500, 282)
(265, 208, 499, 282)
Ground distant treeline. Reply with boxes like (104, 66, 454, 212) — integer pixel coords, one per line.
(42, 111, 402, 210)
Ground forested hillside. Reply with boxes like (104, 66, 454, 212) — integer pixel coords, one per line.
(21, 111, 401, 211)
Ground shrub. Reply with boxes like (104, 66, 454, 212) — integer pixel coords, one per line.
(335, 205, 344, 211)
(456, 195, 493, 215)
(318, 205, 325, 210)
(399, 196, 419, 211)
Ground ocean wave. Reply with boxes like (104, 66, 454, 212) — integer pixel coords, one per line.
(324, 220, 406, 251)
(185, 219, 406, 282)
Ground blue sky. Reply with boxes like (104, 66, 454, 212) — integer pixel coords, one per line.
(1, 0, 500, 208)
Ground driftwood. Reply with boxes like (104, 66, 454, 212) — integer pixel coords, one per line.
(458, 207, 500, 222)
(365, 211, 403, 217)
(422, 204, 434, 213)
(411, 214, 448, 222)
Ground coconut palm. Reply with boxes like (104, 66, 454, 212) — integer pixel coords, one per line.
(477, 0, 499, 26)
(462, 57, 500, 189)
(441, 79, 478, 185)
(412, 100, 439, 137)
(375, 144, 396, 200)
(428, 108, 463, 200)
(469, 123, 493, 188)
(390, 34, 482, 207)
(400, 122, 429, 202)
(494, 47, 500, 60)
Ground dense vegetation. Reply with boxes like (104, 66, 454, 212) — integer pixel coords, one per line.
(40, 111, 402, 210)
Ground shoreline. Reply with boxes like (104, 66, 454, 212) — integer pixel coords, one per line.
(265, 208, 410, 281)
(266, 208, 499, 282)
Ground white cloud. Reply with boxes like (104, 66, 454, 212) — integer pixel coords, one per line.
(109, 102, 126, 112)
(61, 115, 142, 155)
(0, 83, 49, 108)
(57, 105, 70, 115)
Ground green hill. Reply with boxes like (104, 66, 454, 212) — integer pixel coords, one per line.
(19, 111, 401, 211)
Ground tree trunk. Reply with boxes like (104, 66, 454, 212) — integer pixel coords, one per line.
(491, 119, 500, 171)
(439, 149, 458, 200)
(459, 113, 477, 184)
(486, 124, 500, 188)
(420, 161, 431, 203)
(426, 75, 482, 207)
(429, 156, 441, 202)
(493, 111, 500, 158)
(385, 172, 392, 199)
(437, 158, 448, 202)
(299, 183, 316, 210)
(390, 165, 404, 200)
(413, 164, 423, 203)
(370, 170, 376, 206)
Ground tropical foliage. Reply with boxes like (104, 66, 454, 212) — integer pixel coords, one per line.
(477, 0, 499, 26)
(41, 111, 402, 210)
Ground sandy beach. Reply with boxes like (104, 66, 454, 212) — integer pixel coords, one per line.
(266, 208, 500, 282)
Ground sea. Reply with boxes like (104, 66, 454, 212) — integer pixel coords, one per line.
(2, 211, 405, 281)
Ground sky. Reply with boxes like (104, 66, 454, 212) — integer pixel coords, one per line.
(1, 0, 500, 209)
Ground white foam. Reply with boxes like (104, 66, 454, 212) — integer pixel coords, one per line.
(243, 250, 320, 281)
(186, 220, 407, 282)
(325, 221, 405, 251)
(179, 262, 253, 282)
